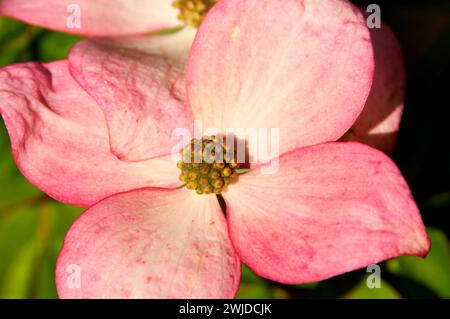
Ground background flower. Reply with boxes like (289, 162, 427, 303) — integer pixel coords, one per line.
(0, 0, 180, 36)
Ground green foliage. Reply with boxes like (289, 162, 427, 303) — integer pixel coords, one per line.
(35, 31, 81, 62)
(0, 18, 39, 66)
(387, 228, 450, 298)
(236, 265, 272, 299)
(0, 199, 81, 298)
(0, 125, 42, 209)
(0, 17, 80, 67)
(343, 280, 401, 299)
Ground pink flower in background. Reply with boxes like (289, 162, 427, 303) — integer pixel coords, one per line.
(0, 0, 405, 153)
(341, 18, 405, 154)
(0, 0, 198, 64)
(0, 0, 429, 299)
(0, 0, 181, 36)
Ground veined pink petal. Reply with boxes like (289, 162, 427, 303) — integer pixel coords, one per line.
(99, 27, 197, 64)
(0, 0, 179, 36)
(186, 0, 374, 156)
(225, 142, 429, 284)
(341, 22, 405, 153)
(68, 39, 194, 162)
(56, 188, 241, 299)
(0, 61, 180, 207)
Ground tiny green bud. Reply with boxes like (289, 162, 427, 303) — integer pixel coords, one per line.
(201, 165, 210, 175)
(222, 167, 232, 177)
(188, 171, 198, 181)
(210, 169, 221, 179)
(213, 179, 224, 189)
(186, 181, 197, 190)
(199, 177, 210, 187)
(215, 162, 225, 169)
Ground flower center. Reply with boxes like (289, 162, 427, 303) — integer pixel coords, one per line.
(177, 136, 239, 195)
(172, 0, 218, 28)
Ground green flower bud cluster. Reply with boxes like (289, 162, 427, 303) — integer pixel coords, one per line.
(172, 0, 218, 28)
(177, 136, 239, 195)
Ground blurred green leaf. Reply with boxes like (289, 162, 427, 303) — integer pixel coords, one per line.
(0, 209, 38, 297)
(1, 17, 81, 66)
(295, 282, 319, 290)
(0, 200, 82, 298)
(0, 17, 42, 67)
(387, 228, 450, 298)
(0, 241, 36, 298)
(240, 264, 264, 284)
(36, 31, 81, 62)
(236, 283, 272, 299)
(236, 264, 273, 299)
(0, 123, 42, 209)
(343, 279, 401, 299)
(0, 17, 27, 47)
(236, 264, 272, 298)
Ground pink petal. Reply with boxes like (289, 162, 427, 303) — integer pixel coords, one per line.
(186, 0, 374, 156)
(98, 28, 196, 64)
(341, 22, 405, 153)
(0, 0, 179, 36)
(68, 39, 194, 162)
(0, 61, 180, 207)
(225, 142, 429, 284)
(56, 188, 241, 298)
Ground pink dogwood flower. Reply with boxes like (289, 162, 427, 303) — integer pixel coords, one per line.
(0, 0, 181, 36)
(0, 0, 405, 153)
(0, 0, 429, 298)
(0, 0, 198, 65)
(341, 19, 405, 153)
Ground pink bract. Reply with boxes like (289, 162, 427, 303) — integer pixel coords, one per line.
(0, 60, 184, 207)
(0, 0, 429, 299)
(0, 0, 179, 36)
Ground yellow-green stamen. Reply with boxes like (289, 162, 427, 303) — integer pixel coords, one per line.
(177, 136, 240, 195)
(172, 0, 218, 28)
